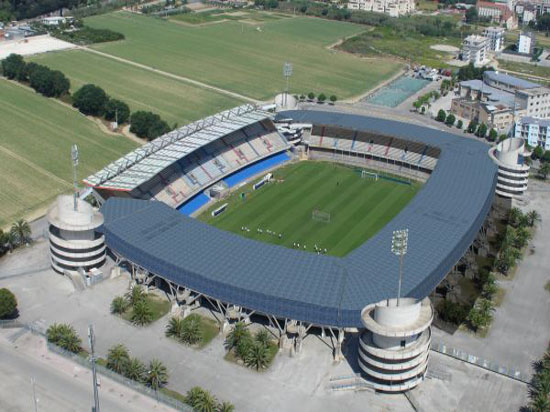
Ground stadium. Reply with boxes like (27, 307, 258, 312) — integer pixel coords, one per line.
(84, 106, 497, 358)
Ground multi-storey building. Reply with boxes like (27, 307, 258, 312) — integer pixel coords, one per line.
(460, 35, 489, 66)
(517, 31, 535, 54)
(477, 1, 518, 29)
(347, 0, 415, 16)
(483, 27, 506, 52)
(515, 116, 550, 149)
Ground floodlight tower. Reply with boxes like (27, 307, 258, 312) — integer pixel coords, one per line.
(88, 324, 100, 412)
(283, 62, 293, 107)
(71, 144, 79, 211)
(391, 229, 409, 306)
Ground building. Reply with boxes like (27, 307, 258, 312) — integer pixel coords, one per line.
(357, 297, 433, 392)
(517, 31, 535, 54)
(460, 35, 489, 66)
(41, 16, 74, 26)
(477, 1, 518, 29)
(346, 0, 415, 16)
(515, 116, 550, 149)
(483, 27, 506, 52)
(450, 71, 550, 132)
(47, 195, 106, 274)
(515, 2, 537, 24)
(488, 137, 530, 199)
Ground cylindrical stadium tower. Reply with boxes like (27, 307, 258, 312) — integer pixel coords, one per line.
(488, 138, 530, 199)
(357, 297, 433, 392)
(47, 195, 106, 273)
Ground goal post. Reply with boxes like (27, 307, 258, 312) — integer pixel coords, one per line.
(361, 170, 379, 181)
(312, 209, 331, 223)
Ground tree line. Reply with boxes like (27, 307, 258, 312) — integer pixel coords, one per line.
(0, 0, 86, 21)
(1, 53, 171, 141)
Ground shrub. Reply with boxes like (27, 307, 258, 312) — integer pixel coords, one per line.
(456, 119, 463, 129)
(104, 99, 130, 124)
(467, 120, 478, 134)
(437, 300, 468, 325)
(445, 113, 455, 126)
(317, 93, 326, 103)
(329, 95, 337, 104)
(53, 26, 124, 45)
(533, 145, 544, 160)
(106, 344, 130, 374)
(73, 84, 108, 116)
(488, 128, 498, 142)
(476, 123, 487, 138)
(110, 296, 128, 314)
(46, 323, 82, 353)
(131, 300, 154, 326)
(307, 92, 315, 100)
(436, 109, 446, 122)
(0, 288, 17, 319)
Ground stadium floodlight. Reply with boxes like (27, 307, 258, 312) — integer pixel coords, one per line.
(71, 144, 79, 211)
(391, 229, 408, 306)
(282, 62, 293, 106)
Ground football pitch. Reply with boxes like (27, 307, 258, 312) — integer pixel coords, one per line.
(29, 50, 243, 126)
(199, 161, 421, 257)
(0, 80, 137, 227)
(84, 12, 402, 100)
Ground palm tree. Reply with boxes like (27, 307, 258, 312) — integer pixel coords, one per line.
(254, 329, 271, 347)
(185, 386, 217, 412)
(10, 219, 31, 246)
(244, 342, 269, 371)
(146, 359, 168, 390)
(538, 162, 550, 180)
(131, 300, 153, 326)
(124, 357, 146, 383)
(126, 285, 145, 307)
(217, 401, 235, 412)
(181, 316, 201, 345)
(514, 227, 532, 249)
(106, 344, 130, 374)
(526, 210, 541, 227)
(508, 207, 523, 228)
(110, 296, 128, 314)
(46, 323, 81, 353)
(224, 322, 249, 350)
(165, 316, 185, 339)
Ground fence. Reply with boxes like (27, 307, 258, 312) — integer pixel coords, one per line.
(430, 340, 530, 384)
(0, 320, 193, 411)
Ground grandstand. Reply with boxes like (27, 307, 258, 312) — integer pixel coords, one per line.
(84, 104, 289, 210)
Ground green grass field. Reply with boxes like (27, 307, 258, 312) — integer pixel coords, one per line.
(29, 50, 242, 126)
(84, 12, 402, 100)
(0, 80, 137, 227)
(171, 9, 292, 25)
(199, 161, 420, 257)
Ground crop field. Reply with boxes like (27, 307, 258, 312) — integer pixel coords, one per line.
(199, 161, 420, 257)
(84, 12, 402, 100)
(29, 50, 242, 126)
(0, 80, 137, 227)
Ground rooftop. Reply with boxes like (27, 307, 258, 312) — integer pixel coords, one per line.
(519, 116, 550, 127)
(484, 70, 540, 90)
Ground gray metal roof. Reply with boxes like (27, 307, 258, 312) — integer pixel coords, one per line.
(518, 116, 550, 127)
(484, 70, 539, 90)
(83, 104, 270, 191)
(100, 111, 497, 328)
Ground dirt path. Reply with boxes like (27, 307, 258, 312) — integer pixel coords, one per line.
(80, 46, 261, 103)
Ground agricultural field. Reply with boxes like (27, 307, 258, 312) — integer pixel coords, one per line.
(0, 80, 137, 227)
(199, 161, 420, 257)
(84, 12, 402, 100)
(29, 50, 242, 126)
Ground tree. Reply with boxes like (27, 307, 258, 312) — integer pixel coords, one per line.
(131, 300, 154, 326)
(72, 84, 108, 116)
(436, 109, 446, 122)
(224, 322, 249, 351)
(445, 113, 455, 126)
(185, 386, 218, 412)
(254, 329, 271, 347)
(10, 219, 31, 247)
(499, 134, 507, 142)
(329, 95, 337, 104)
(217, 401, 235, 412)
(542, 150, 550, 163)
(467, 120, 478, 134)
(180, 315, 201, 345)
(317, 93, 326, 103)
(307, 92, 315, 101)
(146, 359, 168, 390)
(129, 111, 170, 141)
(0, 288, 17, 319)
(456, 119, 463, 129)
(110, 296, 128, 314)
(46, 323, 82, 353)
(126, 285, 145, 306)
(526, 210, 541, 227)
(465, 7, 478, 23)
(538, 162, 550, 180)
(514, 227, 531, 249)
(50, 70, 70, 97)
(533, 145, 544, 160)
(104, 99, 130, 124)
(1, 54, 25, 80)
(125, 357, 146, 382)
(508, 207, 523, 228)
(166, 316, 186, 340)
(299, 94, 305, 101)
(488, 128, 498, 142)
(106, 344, 130, 374)
(244, 342, 269, 370)
(476, 123, 487, 138)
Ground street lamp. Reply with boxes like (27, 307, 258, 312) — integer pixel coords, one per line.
(88, 325, 100, 412)
(391, 229, 409, 306)
(71, 144, 79, 211)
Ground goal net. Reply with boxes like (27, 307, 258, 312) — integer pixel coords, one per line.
(361, 170, 379, 181)
(312, 209, 331, 223)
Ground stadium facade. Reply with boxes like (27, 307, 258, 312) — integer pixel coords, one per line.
(85, 107, 497, 359)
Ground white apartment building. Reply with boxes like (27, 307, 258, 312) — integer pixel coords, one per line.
(515, 117, 550, 150)
(460, 35, 489, 66)
(517, 31, 535, 54)
(516, 87, 550, 119)
(483, 27, 505, 52)
(347, 0, 415, 16)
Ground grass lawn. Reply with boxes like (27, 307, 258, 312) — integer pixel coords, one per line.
(196, 316, 219, 349)
(84, 12, 402, 100)
(29, 50, 242, 126)
(417, 0, 439, 11)
(497, 60, 550, 85)
(171, 9, 292, 25)
(0, 80, 137, 228)
(121, 294, 171, 324)
(338, 26, 461, 69)
(199, 161, 420, 257)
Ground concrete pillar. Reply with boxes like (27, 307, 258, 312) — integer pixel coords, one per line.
(334, 329, 344, 362)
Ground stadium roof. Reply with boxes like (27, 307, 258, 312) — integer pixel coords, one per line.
(83, 104, 271, 191)
(100, 111, 497, 328)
